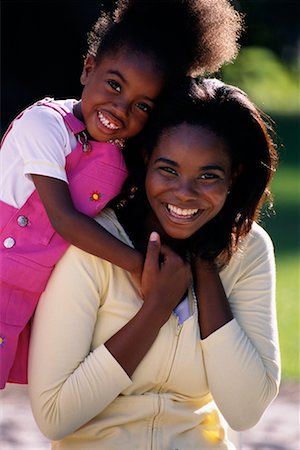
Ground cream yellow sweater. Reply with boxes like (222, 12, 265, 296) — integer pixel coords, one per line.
(28, 209, 280, 450)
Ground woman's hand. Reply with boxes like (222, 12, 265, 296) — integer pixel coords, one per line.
(141, 232, 192, 321)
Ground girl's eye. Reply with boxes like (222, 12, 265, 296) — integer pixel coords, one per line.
(107, 80, 121, 92)
(136, 102, 152, 113)
(159, 166, 178, 176)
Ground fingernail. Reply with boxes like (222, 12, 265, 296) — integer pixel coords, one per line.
(150, 231, 159, 242)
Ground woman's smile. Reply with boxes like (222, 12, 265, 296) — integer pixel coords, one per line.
(166, 203, 200, 219)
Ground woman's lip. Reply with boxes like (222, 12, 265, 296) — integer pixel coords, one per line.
(164, 203, 202, 220)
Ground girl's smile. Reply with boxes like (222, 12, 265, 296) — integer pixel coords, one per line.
(97, 111, 121, 131)
(74, 50, 165, 142)
(145, 123, 233, 240)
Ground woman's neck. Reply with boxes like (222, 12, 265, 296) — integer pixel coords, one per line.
(117, 207, 187, 259)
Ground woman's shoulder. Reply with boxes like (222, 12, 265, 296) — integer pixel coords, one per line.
(226, 222, 275, 273)
(95, 208, 134, 248)
(224, 222, 274, 271)
(220, 222, 276, 292)
(241, 222, 274, 255)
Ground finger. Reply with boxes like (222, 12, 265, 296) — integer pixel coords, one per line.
(159, 244, 183, 266)
(144, 231, 161, 271)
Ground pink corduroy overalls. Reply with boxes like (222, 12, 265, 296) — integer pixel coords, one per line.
(0, 98, 128, 388)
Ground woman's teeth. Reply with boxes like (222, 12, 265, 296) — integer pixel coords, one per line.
(98, 112, 120, 130)
(167, 204, 199, 217)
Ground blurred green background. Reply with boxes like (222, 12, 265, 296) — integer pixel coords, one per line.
(1, 0, 299, 379)
(220, 1, 300, 380)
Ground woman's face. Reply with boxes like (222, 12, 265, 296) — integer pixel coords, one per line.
(145, 123, 233, 240)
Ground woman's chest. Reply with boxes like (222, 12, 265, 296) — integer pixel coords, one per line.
(93, 280, 209, 398)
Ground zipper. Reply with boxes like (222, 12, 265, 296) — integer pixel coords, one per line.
(149, 394, 162, 450)
(150, 290, 197, 449)
(157, 290, 197, 390)
(176, 320, 183, 336)
(150, 318, 183, 449)
(158, 316, 183, 390)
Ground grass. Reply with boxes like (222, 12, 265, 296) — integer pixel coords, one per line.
(275, 254, 299, 379)
(261, 165, 300, 379)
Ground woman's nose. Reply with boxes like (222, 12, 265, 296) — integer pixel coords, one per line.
(174, 179, 198, 200)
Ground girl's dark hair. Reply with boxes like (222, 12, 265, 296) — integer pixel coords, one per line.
(86, 0, 244, 79)
(115, 77, 278, 266)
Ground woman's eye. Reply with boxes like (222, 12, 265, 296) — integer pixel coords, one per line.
(199, 173, 219, 180)
(136, 102, 151, 113)
(107, 80, 121, 92)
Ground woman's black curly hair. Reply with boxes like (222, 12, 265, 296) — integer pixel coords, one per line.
(114, 77, 278, 267)
(86, 0, 244, 80)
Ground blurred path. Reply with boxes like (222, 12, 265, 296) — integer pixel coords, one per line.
(0, 381, 299, 449)
(241, 381, 299, 450)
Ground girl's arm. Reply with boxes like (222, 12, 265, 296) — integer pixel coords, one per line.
(192, 225, 280, 431)
(32, 174, 143, 277)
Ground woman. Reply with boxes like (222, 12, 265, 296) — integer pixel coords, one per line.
(28, 78, 280, 449)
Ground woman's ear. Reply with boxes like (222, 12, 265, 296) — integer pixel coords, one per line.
(229, 164, 243, 193)
(80, 55, 96, 85)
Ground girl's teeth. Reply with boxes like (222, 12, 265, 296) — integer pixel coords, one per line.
(98, 112, 119, 130)
(167, 204, 199, 216)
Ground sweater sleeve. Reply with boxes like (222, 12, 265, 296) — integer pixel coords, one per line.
(200, 224, 281, 431)
(28, 245, 132, 441)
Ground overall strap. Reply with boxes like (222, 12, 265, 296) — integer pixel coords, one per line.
(33, 98, 86, 135)
(1, 98, 85, 147)
(0, 104, 36, 146)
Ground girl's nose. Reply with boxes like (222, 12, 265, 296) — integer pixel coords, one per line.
(114, 98, 130, 119)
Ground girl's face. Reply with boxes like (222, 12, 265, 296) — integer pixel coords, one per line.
(145, 123, 233, 240)
(76, 50, 165, 141)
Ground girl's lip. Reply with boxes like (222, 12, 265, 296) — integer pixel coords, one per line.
(97, 110, 123, 134)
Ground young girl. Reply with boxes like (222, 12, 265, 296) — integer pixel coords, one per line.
(0, 0, 243, 388)
(28, 77, 280, 449)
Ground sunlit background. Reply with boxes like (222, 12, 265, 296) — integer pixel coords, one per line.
(2, 0, 298, 381)
(1, 1, 299, 448)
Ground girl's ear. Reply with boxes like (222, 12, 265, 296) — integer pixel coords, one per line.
(80, 55, 96, 85)
(142, 147, 149, 165)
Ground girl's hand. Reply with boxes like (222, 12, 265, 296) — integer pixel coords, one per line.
(141, 232, 192, 321)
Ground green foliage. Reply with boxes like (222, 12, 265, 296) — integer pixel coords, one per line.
(221, 46, 300, 114)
